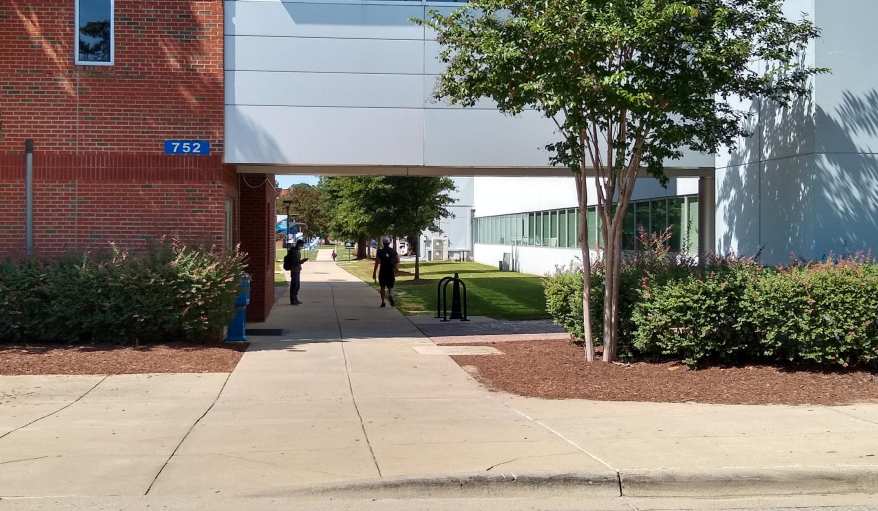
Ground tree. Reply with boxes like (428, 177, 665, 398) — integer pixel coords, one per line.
(321, 176, 457, 269)
(372, 176, 457, 280)
(321, 176, 384, 258)
(417, 0, 823, 362)
(276, 184, 328, 240)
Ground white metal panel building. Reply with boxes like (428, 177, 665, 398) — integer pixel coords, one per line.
(223, 0, 878, 276)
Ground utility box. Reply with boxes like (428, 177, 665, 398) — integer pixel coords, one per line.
(501, 252, 512, 271)
(431, 238, 448, 261)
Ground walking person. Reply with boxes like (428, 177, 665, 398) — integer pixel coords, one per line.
(372, 236, 399, 307)
(331, 249, 337, 262)
(283, 239, 309, 305)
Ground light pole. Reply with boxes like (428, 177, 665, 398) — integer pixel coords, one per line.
(282, 199, 298, 249)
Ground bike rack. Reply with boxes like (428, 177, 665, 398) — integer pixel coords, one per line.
(436, 272, 469, 322)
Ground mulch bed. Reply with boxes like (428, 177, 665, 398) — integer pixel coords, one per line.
(451, 340, 878, 406)
(0, 342, 248, 376)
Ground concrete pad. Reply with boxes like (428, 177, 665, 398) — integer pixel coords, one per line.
(372, 440, 608, 476)
(219, 373, 352, 401)
(407, 316, 498, 325)
(0, 424, 192, 456)
(0, 376, 103, 405)
(540, 407, 878, 440)
(0, 403, 64, 431)
(831, 404, 878, 423)
(176, 420, 369, 455)
(412, 346, 502, 356)
(432, 333, 570, 344)
(583, 432, 878, 469)
(347, 373, 488, 400)
(205, 398, 358, 424)
(80, 374, 227, 404)
(0, 455, 167, 496)
(501, 395, 786, 420)
(363, 419, 562, 446)
(355, 398, 519, 422)
(35, 402, 209, 428)
(150, 448, 379, 494)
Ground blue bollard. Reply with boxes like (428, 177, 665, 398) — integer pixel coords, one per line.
(226, 272, 250, 342)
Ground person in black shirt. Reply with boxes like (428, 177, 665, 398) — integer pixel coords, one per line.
(372, 237, 400, 307)
(283, 239, 309, 305)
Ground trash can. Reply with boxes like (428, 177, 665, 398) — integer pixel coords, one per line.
(225, 272, 250, 342)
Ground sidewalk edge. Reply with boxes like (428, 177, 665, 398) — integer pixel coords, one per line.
(235, 470, 621, 499)
(620, 465, 878, 497)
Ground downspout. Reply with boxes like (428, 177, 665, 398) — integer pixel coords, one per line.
(25, 139, 34, 254)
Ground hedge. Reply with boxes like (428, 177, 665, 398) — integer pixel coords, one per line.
(0, 238, 244, 344)
(545, 251, 878, 368)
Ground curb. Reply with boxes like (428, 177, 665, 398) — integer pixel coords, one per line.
(621, 466, 878, 497)
(241, 471, 621, 499)
(232, 466, 878, 499)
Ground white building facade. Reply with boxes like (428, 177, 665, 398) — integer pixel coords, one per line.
(224, 0, 878, 276)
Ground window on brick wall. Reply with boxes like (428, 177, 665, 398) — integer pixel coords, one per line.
(75, 0, 114, 65)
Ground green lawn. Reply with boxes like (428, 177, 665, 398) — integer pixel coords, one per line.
(340, 260, 549, 320)
(274, 261, 288, 287)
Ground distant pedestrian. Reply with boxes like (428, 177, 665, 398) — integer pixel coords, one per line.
(372, 236, 399, 307)
(283, 239, 309, 305)
(331, 250, 337, 262)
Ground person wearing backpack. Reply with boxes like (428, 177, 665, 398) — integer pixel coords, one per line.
(283, 239, 309, 305)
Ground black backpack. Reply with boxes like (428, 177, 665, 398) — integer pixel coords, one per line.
(283, 252, 294, 271)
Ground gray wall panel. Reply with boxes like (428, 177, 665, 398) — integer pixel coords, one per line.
(226, 35, 425, 74)
(225, 1, 426, 39)
(423, 109, 556, 168)
(226, 105, 425, 166)
(226, 71, 425, 108)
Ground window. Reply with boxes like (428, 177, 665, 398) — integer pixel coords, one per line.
(668, 198, 684, 252)
(76, 0, 114, 65)
(623, 204, 635, 250)
(651, 199, 668, 242)
(687, 197, 699, 254)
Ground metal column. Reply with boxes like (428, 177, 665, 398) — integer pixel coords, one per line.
(25, 139, 34, 254)
(698, 176, 716, 258)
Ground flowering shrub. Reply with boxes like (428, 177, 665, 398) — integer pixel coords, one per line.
(743, 255, 878, 366)
(544, 228, 692, 348)
(0, 238, 244, 344)
(632, 256, 763, 365)
(545, 237, 878, 367)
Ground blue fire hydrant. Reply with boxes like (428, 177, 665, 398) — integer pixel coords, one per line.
(226, 272, 250, 342)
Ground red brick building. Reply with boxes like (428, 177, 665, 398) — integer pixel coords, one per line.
(0, 1, 276, 320)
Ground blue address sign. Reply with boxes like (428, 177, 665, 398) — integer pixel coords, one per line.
(164, 140, 210, 155)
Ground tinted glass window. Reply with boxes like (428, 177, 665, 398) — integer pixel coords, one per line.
(78, 0, 112, 64)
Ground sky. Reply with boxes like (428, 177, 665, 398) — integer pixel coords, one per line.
(276, 175, 319, 188)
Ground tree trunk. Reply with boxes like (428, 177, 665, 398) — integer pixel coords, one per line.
(410, 233, 420, 280)
(601, 202, 628, 363)
(357, 234, 368, 259)
(601, 224, 618, 362)
(575, 175, 595, 362)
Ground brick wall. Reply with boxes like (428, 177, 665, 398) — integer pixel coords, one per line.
(0, 0, 224, 153)
(239, 173, 276, 322)
(0, 1, 235, 254)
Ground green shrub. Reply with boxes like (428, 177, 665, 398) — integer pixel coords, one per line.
(0, 238, 244, 344)
(744, 256, 878, 366)
(631, 257, 762, 366)
(544, 228, 692, 348)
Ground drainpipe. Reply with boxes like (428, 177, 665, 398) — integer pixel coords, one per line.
(25, 139, 34, 254)
(698, 175, 716, 261)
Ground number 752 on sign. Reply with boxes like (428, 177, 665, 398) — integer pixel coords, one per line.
(164, 140, 211, 155)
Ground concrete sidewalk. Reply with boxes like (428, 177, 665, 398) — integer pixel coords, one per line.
(2, 261, 878, 498)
